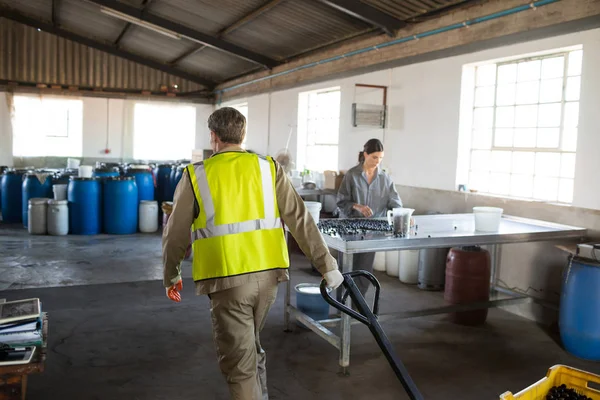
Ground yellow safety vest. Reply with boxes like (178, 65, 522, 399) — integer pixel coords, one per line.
(187, 152, 289, 281)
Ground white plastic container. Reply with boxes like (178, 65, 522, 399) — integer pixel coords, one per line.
(67, 158, 81, 169)
(78, 165, 93, 178)
(385, 251, 400, 277)
(28, 198, 49, 235)
(305, 201, 322, 224)
(139, 200, 159, 233)
(53, 184, 68, 201)
(473, 206, 503, 232)
(399, 250, 420, 284)
(47, 200, 69, 236)
(373, 252, 386, 272)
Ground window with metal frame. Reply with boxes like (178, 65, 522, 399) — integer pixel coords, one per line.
(297, 87, 341, 172)
(469, 49, 582, 204)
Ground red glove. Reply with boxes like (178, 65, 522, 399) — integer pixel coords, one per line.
(166, 279, 183, 302)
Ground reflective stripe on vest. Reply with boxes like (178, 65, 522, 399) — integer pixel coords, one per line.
(190, 156, 279, 239)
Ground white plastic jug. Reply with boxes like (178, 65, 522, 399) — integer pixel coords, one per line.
(373, 252, 386, 272)
(385, 251, 400, 277)
(139, 200, 159, 233)
(47, 200, 69, 236)
(53, 184, 68, 201)
(399, 250, 419, 284)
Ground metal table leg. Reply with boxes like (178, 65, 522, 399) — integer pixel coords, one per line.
(489, 244, 502, 296)
(339, 252, 353, 375)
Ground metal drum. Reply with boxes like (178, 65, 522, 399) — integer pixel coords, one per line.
(1, 169, 27, 223)
(22, 173, 53, 228)
(444, 246, 491, 326)
(68, 177, 102, 235)
(417, 248, 449, 291)
(126, 167, 154, 203)
(103, 177, 138, 234)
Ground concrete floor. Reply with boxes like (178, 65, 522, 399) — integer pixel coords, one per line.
(1, 225, 599, 400)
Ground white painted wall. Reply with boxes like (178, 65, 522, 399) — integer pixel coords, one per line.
(222, 28, 600, 210)
(0, 93, 13, 166)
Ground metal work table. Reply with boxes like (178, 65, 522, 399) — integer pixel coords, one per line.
(284, 214, 586, 374)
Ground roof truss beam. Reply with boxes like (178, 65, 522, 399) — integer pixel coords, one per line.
(86, 0, 278, 68)
(315, 0, 405, 36)
(114, 0, 153, 47)
(0, 8, 217, 89)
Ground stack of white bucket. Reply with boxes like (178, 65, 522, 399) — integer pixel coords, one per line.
(374, 251, 419, 284)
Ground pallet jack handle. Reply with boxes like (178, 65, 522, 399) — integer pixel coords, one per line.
(320, 271, 425, 400)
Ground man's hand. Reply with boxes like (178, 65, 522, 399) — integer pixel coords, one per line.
(166, 279, 183, 302)
(323, 270, 344, 290)
(353, 204, 373, 218)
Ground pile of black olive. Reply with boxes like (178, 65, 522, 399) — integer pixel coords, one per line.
(318, 219, 392, 236)
(546, 384, 592, 400)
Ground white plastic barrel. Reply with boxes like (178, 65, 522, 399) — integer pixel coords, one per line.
(78, 165, 93, 178)
(373, 252, 386, 272)
(305, 201, 322, 224)
(47, 200, 69, 236)
(28, 198, 49, 235)
(53, 184, 67, 201)
(139, 200, 159, 233)
(399, 250, 419, 284)
(473, 207, 503, 232)
(385, 251, 400, 277)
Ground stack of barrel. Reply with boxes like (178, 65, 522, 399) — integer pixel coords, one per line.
(1, 160, 193, 237)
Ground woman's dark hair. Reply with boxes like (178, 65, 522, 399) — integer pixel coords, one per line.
(358, 139, 384, 163)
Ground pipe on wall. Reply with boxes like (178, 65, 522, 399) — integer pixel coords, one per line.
(215, 0, 562, 95)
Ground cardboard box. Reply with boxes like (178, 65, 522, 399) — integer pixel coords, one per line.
(324, 170, 345, 190)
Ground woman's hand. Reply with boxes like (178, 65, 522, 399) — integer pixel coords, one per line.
(353, 204, 373, 218)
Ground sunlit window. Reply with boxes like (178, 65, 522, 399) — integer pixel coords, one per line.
(133, 102, 196, 161)
(297, 87, 340, 172)
(12, 95, 83, 157)
(468, 49, 582, 203)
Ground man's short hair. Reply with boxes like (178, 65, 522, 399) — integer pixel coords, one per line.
(207, 107, 246, 144)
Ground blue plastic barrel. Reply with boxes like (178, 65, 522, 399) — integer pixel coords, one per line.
(103, 177, 138, 234)
(93, 167, 120, 179)
(126, 168, 154, 203)
(22, 173, 53, 228)
(1, 170, 27, 223)
(0, 166, 7, 212)
(68, 177, 102, 235)
(295, 283, 330, 324)
(154, 164, 172, 223)
(559, 256, 600, 360)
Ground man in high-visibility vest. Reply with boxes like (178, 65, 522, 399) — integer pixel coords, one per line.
(162, 107, 343, 400)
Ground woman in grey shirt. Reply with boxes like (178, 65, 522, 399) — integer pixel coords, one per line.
(336, 139, 403, 296)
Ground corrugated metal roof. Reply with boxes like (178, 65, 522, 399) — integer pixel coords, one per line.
(225, 0, 372, 60)
(0, 19, 204, 92)
(362, 0, 470, 20)
(0, 0, 51, 21)
(178, 47, 258, 82)
(147, 0, 267, 36)
(119, 25, 198, 61)
(58, 0, 127, 42)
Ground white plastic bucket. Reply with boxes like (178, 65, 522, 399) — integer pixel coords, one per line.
(385, 251, 400, 277)
(139, 200, 159, 233)
(53, 184, 68, 201)
(399, 250, 419, 284)
(67, 158, 81, 169)
(78, 165, 93, 178)
(47, 200, 69, 236)
(473, 207, 503, 232)
(305, 201, 322, 224)
(373, 252, 386, 272)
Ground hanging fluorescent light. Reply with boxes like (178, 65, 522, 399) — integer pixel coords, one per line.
(100, 6, 181, 40)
